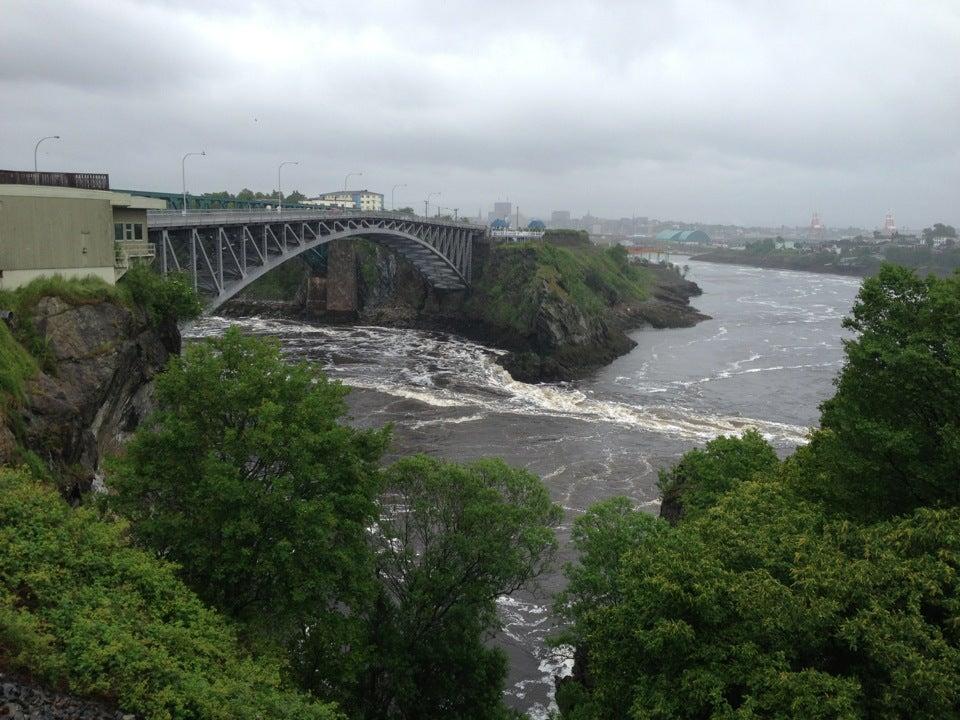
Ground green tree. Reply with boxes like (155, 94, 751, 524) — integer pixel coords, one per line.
(107, 328, 389, 643)
(560, 480, 960, 720)
(803, 264, 960, 518)
(657, 430, 779, 523)
(308, 454, 561, 720)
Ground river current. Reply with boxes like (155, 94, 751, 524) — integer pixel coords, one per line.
(185, 259, 861, 717)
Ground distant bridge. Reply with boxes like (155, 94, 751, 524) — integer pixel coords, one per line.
(147, 209, 486, 311)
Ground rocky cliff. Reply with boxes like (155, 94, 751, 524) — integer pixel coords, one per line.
(0, 297, 178, 500)
(226, 239, 708, 382)
(354, 240, 707, 381)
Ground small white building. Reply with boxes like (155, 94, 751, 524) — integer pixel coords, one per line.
(302, 190, 384, 211)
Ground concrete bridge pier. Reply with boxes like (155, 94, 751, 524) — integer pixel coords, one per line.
(324, 239, 357, 317)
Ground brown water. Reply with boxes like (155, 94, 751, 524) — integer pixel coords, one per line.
(187, 259, 861, 717)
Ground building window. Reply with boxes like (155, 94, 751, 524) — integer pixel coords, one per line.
(125, 223, 134, 240)
(134, 223, 143, 240)
(114, 223, 123, 240)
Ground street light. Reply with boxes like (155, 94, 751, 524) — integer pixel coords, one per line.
(278, 161, 298, 213)
(424, 192, 440, 219)
(344, 171, 363, 191)
(33, 135, 60, 178)
(181, 151, 206, 216)
(391, 183, 407, 210)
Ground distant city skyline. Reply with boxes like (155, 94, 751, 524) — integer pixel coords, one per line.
(2, 0, 958, 230)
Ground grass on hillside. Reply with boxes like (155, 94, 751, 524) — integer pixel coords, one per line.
(0, 466, 341, 720)
(469, 241, 651, 335)
(0, 269, 201, 376)
(0, 322, 36, 406)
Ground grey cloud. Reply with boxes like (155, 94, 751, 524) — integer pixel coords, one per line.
(0, 0, 958, 228)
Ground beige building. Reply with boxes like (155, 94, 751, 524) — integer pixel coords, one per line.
(302, 189, 384, 211)
(0, 176, 165, 291)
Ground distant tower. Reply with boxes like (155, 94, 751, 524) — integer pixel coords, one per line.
(883, 211, 897, 237)
(809, 211, 824, 242)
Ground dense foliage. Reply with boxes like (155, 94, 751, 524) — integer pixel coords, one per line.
(804, 265, 960, 519)
(0, 467, 341, 720)
(104, 328, 560, 718)
(329, 455, 562, 719)
(469, 241, 650, 335)
(119, 264, 202, 324)
(559, 264, 960, 719)
(107, 328, 389, 641)
(656, 429, 778, 522)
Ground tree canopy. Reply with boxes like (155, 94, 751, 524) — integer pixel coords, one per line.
(558, 264, 960, 719)
(804, 264, 960, 519)
(298, 454, 562, 719)
(104, 328, 560, 718)
(108, 327, 390, 638)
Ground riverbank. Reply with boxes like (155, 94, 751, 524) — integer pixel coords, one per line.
(691, 249, 871, 276)
(199, 259, 857, 716)
(226, 240, 708, 383)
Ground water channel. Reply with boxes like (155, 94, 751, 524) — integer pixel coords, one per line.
(186, 258, 861, 717)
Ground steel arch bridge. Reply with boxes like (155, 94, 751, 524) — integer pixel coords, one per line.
(147, 210, 486, 312)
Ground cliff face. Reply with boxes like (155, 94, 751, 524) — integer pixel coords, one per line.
(223, 239, 709, 383)
(353, 240, 708, 382)
(0, 297, 178, 499)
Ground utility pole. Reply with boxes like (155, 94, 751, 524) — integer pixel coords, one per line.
(424, 191, 440, 218)
(181, 151, 206, 216)
(391, 183, 407, 210)
(344, 171, 363, 191)
(278, 160, 298, 213)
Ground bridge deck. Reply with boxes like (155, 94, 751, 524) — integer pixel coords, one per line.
(147, 209, 485, 310)
(147, 209, 478, 231)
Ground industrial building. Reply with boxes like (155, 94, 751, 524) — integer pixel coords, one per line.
(302, 190, 384, 211)
(0, 171, 165, 290)
(654, 229, 711, 244)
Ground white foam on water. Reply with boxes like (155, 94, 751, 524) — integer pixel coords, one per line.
(186, 316, 811, 446)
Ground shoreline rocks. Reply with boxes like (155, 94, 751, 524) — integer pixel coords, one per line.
(224, 247, 709, 383)
(0, 671, 133, 720)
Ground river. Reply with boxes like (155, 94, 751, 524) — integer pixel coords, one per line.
(185, 259, 862, 717)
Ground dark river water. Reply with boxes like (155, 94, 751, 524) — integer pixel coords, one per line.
(186, 259, 861, 717)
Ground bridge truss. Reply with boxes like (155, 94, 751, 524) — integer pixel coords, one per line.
(147, 210, 484, 311)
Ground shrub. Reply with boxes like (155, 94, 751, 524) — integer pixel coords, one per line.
(119, 265, 202, 324)
(0, 467, 341, 720)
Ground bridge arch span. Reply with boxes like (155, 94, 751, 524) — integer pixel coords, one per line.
(147, 210, 484, 313)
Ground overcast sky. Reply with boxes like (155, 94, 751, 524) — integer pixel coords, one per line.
(2, 0, 958, 229)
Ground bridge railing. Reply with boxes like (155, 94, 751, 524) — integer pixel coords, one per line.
(147, 208, 481, 229)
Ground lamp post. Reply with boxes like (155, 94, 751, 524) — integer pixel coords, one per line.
(181, 151, 206, 216)
(278, 160, 298, 213)
(391, 183, 407, 211)
(344, 171, 362, 191)
(33, 135, 60, 180)
(424, 192, 440, 219)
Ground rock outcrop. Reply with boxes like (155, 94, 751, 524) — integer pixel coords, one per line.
(0, 671, 133, 720)
(224, 240, 708, 383)
(1, 298, 178, 499)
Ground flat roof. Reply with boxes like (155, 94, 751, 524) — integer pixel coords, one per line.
(0, 184, 166, 210)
